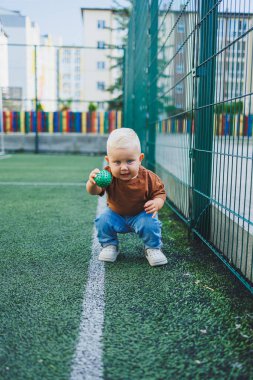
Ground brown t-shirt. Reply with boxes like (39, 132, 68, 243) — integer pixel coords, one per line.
(99, 165, 166, 216)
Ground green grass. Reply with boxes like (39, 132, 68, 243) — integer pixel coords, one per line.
(0, 154, 102, 380)
(103, 207, 253, 380)
(1, 154, 253, 380)
(0, 154, 95, 183)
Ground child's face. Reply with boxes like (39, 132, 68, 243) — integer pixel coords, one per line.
(105, 147, 144, 181)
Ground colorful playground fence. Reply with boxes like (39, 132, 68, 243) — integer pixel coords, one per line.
(214, 114, 253, 137)
(3, 111, 252, 137)
(155, 114, 253, 137)
(3, 111, 122, 134)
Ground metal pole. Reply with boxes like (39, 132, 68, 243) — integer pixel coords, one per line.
(57, 47, 60, 111)
(0, 87, 5, 155)
(34, 44, 39, 153)
(193, 0, 218, 236)
(122, 47, 126, 127)
(148, 0, 158, 171)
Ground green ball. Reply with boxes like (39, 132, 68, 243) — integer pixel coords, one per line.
(94, 170, 112, 187)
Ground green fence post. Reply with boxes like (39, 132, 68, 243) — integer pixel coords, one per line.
(133, 0, 149, 151)
(122, 47, 126, 128)
(193, 0, 218, 237)
(34, 44, 39, 153)
(147, 0, 158, 171)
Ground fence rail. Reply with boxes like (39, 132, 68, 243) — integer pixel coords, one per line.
(3, 111, 122, 134)
(124, 0, 253, 293)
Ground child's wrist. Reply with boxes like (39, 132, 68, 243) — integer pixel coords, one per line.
(88, 179, 96, 186)
(154, 198, 164, 209)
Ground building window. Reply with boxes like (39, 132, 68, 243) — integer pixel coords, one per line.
(177, 21, 185, 33)
(176, 64, 184, 74)
(63, 49, 71, 57)
(63, 83, 70, 90)
(97, 41, 105, 49)
(238, 41, 246, 53)
(97, 61, 106, 70)
(236, 62, 244, 72)
(63, 74, 71, 80)
(62, 49, 71, 64)
(238, 20, 247, 31)
(63, 56, 71, 64)
(97, 20, 106, 29)
(97, 81, 105, 91)
(98, 102, 105, 110)
(175, 84, 183, 94)
(176, 44, 184, 54)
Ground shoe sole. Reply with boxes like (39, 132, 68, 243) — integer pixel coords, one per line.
(98, 253, 119, 262)
(98, 257, 117, 262)
(146, 258, 168, 266)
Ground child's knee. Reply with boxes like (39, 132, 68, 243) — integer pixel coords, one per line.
(137, 213, 161, 234)
(95, 209, 129, 234)
(146, 216, 161, 233)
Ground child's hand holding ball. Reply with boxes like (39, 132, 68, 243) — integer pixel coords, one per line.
(93, 169, 112, 187)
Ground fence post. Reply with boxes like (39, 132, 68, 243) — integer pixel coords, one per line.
(193, 0, 218, 236)
(34, 44, 39, 153)
(57, 48, 60, 112)
(123, 13, 135, 132)
(147, 0, 158, 171)
(122, 47, 127, 128)
(0, 87, 5, 154)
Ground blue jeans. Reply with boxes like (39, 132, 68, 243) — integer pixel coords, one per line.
(95, 208, 162, 249)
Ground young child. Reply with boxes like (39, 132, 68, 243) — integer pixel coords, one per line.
(86, 128, 168, 267)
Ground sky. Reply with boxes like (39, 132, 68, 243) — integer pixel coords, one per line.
(0, 0, 114, 45)
(0, 0, 252, 45)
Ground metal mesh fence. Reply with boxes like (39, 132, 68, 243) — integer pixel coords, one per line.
(124, 0, 253, 293)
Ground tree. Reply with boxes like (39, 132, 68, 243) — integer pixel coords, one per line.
(59, 99, 72, 112)
(36, 102, 44, 112)
(214, 101, 243, 114)
(88, 102, 97, 112)
(107, 0, 132, 111)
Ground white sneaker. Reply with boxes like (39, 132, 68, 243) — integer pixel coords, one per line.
(99, 245, 119, 262)
(145, 248, 168, 266)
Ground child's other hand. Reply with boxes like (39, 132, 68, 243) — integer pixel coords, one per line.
(144, 199, 160, 218)
(89, 168, 100, 185)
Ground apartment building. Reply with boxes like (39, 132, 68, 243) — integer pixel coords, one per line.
(0, 10, 41, 110)
(158, 10, 253, 116)
(0, 20, 8, 89)
(59, 47, 84, 111)
(0, 10, 60, 111)
(37, 34, 57, 111)
(216, 13, 253, 114)
(158, 11, 194, 115)
(80, 7, 124, 111)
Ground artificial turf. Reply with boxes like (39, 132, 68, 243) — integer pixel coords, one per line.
(0, 154, 102, 380)
(103, 206, 253, 379)
(0, 154, 252, 380)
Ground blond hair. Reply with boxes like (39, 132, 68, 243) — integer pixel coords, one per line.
(107, 128, 141, 154)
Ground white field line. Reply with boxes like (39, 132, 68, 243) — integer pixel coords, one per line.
(0, 155, 12, 160)
(70, 195, 106, 380)
(0, 182, 84, 186)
